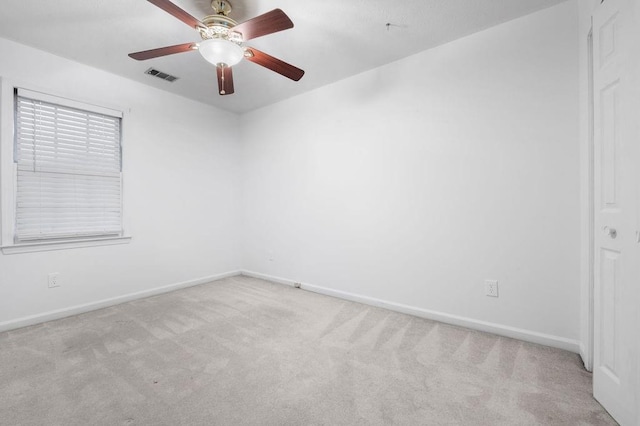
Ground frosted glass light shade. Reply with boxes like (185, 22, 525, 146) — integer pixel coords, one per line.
(198, 38, 244, 67)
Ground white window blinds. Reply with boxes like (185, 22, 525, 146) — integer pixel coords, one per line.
(14, 89, 123, 241)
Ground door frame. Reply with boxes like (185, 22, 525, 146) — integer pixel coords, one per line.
(580, 0, 603, 374)
(580, 5, 596, 372)
(585, 25, 595, 373)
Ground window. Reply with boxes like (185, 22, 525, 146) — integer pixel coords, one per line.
(1, 86, 130, 253)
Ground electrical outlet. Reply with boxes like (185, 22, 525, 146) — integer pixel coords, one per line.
(48, 272, 60, 288)
(485, 280, 498, 297)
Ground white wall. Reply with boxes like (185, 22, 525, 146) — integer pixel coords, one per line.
(0, 38, 242, 328)
(240, 1, 581, 348)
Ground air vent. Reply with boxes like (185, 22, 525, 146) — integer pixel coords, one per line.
(144, 68, 179, 82)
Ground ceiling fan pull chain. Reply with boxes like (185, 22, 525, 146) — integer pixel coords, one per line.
(220, 65, 226, 94)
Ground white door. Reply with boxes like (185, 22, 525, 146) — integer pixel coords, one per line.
(592, 0, 639, 424)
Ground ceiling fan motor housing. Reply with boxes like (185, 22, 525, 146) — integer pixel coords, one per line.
(200, 15, 241, 42)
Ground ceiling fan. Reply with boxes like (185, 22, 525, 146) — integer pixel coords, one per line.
(129, 0, 305, 95)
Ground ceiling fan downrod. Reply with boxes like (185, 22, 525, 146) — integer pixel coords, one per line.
(211, 0, 232, 16)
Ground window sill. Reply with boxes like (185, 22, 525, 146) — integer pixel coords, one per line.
(1, 235, 132, 255)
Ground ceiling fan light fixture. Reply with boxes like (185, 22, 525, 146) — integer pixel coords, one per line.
(198, 38, 244, 67)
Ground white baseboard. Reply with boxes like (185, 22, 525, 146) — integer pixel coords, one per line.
(241, 270, 298, 287)
(241, 270, 581, 353)
(3, 269, 581, 354)
(0, 270, 242, 333)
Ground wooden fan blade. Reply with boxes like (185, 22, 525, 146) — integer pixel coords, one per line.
(216, 66, 235, 95)
(129, 42, 196, 60)
(147, 0, 205, 29)
(232, 9, 293, 41)
(245, 48, 304, 81)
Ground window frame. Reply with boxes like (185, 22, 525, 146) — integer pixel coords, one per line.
(0, 78, 131, 254)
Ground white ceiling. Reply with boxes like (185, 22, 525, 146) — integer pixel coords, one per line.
(0, 0, 565, 114)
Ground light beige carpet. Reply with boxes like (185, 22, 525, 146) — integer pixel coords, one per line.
(0, 275, 615, 425)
